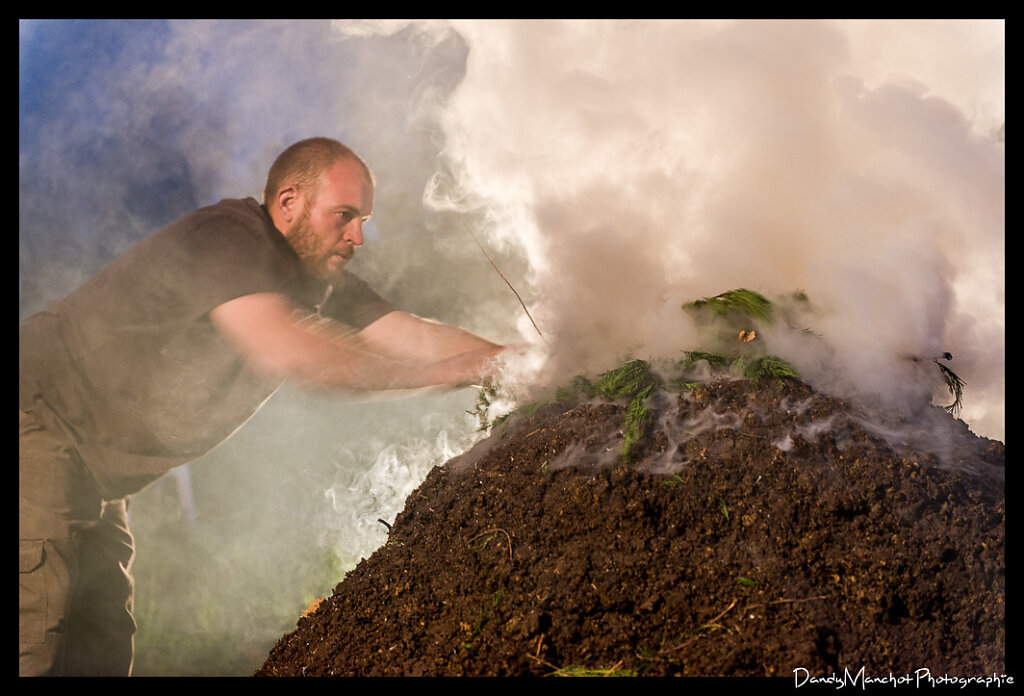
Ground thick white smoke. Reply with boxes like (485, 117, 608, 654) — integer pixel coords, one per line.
(336, 19, 1004, 441)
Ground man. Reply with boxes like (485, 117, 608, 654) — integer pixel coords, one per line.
(19, 137, 508, 676)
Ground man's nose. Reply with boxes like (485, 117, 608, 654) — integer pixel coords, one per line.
(344, 219, 364, 247)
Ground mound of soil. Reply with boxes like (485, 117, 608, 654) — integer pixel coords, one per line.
(256, 377, 1005, 677)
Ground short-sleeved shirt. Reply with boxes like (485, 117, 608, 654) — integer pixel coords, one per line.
(19, 197, 394, 499)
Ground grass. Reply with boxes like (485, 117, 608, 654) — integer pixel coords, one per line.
(621, 385, 654, 464)
(468, 383, 503, 431)
(483, 360, 662, 464)
(546, 663, 637, 677)
(584, 350, 799, 463)
(717, 496, 730, 521)
(554, 374, 594, 402)
(638, 598, 740, 669)
(588, 361, 661, 464)
(682, 351, 801, 390)
(474, 347, 800, 465)
(591, 359, 659, 401)
(739, 354, 801, 388)
(663, 473, 685, 487)
(130, 498, 346, 676)
(686, 288, 774, 324)
(461, 586, 506, 651)
(680, 350, 734, 370)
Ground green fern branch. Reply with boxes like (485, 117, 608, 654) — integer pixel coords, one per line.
(685, 288, 774, 324)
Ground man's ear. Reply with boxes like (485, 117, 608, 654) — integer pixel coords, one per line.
(275, 185, 302, 223)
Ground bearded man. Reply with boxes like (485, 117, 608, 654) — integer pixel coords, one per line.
(19, 137, 507, 676)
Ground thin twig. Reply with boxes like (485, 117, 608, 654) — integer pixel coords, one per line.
(468, 527, 514, 562)
(661, 598, 739, 655)
(461, 221, 547, 344)
(706, 598, 740, 625)
(526, 653, 628, 677)
(744, 594, 833, 612)
(526, 653, 560, 673)
(602, 659, 625, 676)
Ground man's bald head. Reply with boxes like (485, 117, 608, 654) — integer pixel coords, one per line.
(263, 137, 374, 208)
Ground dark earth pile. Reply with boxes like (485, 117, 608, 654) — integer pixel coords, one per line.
(256, 377, 1005, 677)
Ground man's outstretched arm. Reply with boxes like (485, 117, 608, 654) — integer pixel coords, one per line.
(210, 293, 505, 392)
(356, 309, 502, 365)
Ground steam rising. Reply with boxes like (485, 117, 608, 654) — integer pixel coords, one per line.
(373, 19, 1004, 440)
(20, 19, 1003, 675)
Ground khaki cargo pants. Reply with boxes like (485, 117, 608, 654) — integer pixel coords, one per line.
(19, 409, 136, 676)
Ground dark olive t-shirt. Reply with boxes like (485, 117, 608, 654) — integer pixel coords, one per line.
(19, 197, 394, 499)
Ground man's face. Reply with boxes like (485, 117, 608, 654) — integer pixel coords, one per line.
(287, 158, 374, 282)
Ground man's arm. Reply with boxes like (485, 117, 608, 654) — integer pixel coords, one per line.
(356, 310, 502, 364)
(210, 293, 504, 392)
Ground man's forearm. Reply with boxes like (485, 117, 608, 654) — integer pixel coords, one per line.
(357, 310, 502, 364)
(212, 295, 504, 393)
(292, 336, 502, 392)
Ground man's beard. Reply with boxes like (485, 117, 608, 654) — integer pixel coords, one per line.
(288, 206, 343, 283)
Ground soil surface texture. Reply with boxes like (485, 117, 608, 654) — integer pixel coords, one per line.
(256, 377, 1005, 678)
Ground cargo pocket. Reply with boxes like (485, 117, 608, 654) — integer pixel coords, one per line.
(19, 539, 46, 644)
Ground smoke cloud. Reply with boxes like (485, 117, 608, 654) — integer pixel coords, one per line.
(369, 19, 1004, 441)
(20, 19, 1003, 675)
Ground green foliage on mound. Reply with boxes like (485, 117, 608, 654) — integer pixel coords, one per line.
(937, 362, 966, 418)
(685, 288, 775, 324)
(474, 287, 966, 462)
(591, 361, 660, 464)
(590, 359, 660, 401)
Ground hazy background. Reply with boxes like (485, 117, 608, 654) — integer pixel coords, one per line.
(20, 19, 1003, 675)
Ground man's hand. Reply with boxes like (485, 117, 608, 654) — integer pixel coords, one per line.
(417, 343, 508, 388)
(210, 293, 506, 392)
